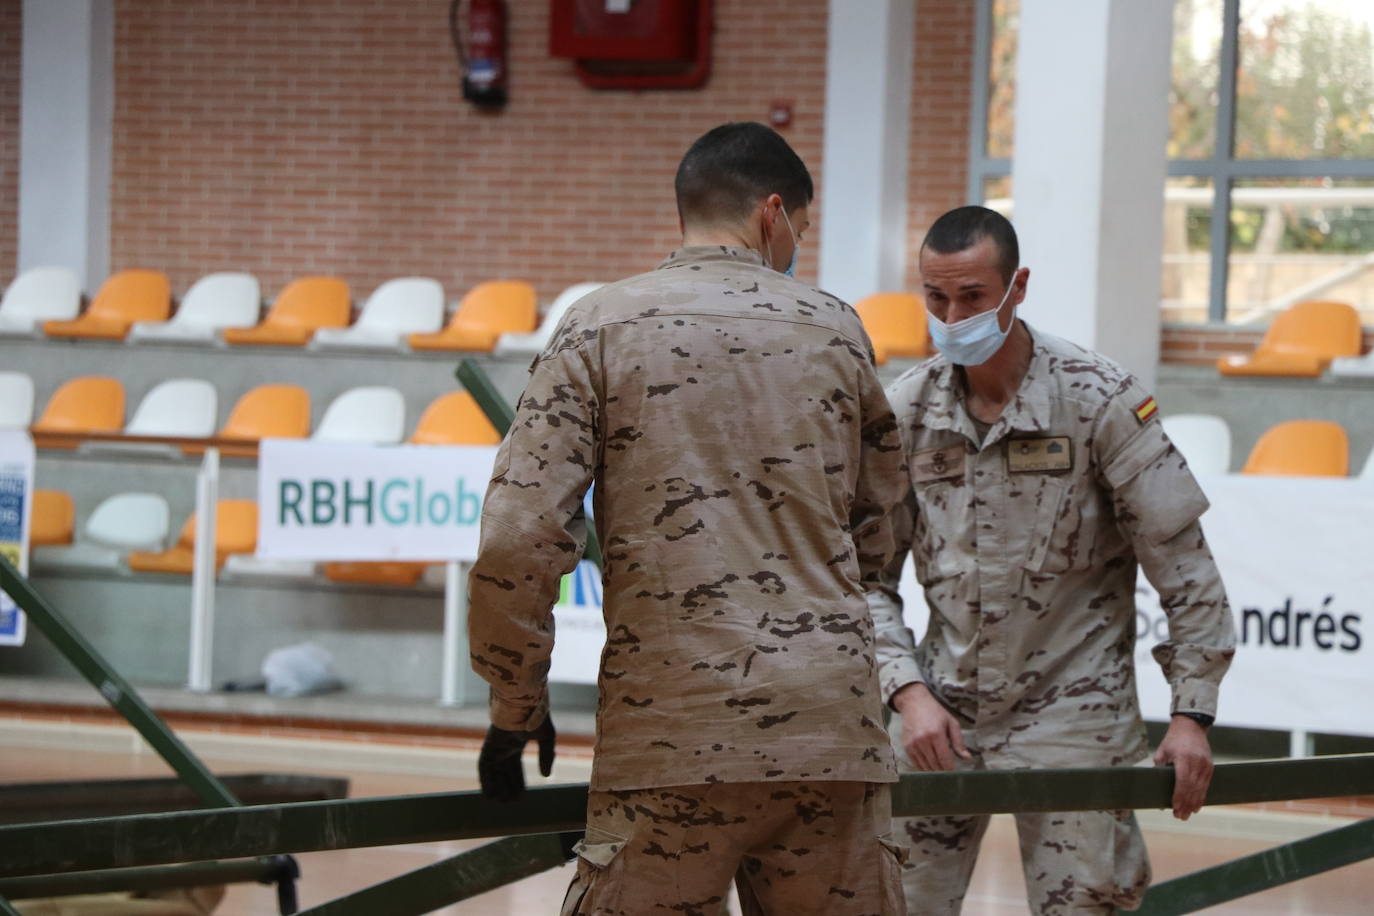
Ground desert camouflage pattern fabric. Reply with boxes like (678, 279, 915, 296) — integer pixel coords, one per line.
(889, 719, 1150, 915)
(871, 325, 1236, 770)
(469, 245, 908, 791)
(562, 781, 907, 916)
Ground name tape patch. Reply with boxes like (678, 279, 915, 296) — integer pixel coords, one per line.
(1007, 436, 1073, 473)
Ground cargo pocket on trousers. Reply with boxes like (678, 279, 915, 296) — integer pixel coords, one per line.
(560, 827, 628, 916)
(1069, 810, 1151, 912)
(877, 833, 911, 915)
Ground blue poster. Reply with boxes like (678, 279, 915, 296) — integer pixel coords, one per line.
(0, 431, 35, 647)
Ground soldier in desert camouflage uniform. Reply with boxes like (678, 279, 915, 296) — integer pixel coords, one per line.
(871, 207, 1237, 915)
(468, 122, 910, 915)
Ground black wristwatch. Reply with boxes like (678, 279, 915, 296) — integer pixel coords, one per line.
(1173, 711, 1214, 729)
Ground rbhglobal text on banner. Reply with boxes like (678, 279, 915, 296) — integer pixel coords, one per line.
(278, 477, 483, 527)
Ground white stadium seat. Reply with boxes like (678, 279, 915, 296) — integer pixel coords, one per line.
(31, 492, 170, 571)
(310, 277, 444, 351)
(312, 386, 406, 444)
(495, 282, 604, 357)
(128, 272, 261, 345)
(1162, 413, 1232, 475)
(0, 267, 82, 336)
(222, 554, 319, 581)
(125, 379, 219, 438)
(0, 372, 35, 429)
(1361, 446, 1374, 480)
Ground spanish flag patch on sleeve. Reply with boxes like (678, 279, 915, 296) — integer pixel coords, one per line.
(1133, 396, 1159, 424)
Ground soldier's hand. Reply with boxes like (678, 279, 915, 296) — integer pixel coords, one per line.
(477, 716, 557, 802)
(1154, 715, 1213, 820)
(892, 682, 972, 772)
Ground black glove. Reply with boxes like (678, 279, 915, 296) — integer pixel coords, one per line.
(477, 716, 557, 802)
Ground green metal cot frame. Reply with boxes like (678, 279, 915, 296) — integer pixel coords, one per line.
(0, 360, 1369, 914)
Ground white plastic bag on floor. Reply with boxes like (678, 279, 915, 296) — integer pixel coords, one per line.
(262, 642, 342, 697)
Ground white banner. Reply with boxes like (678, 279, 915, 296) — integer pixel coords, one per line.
(1133, 475, 1372, 736)
(256, 440, 498, 562)
(0, 430, 34, 647)
(548, 560, 607, 685)
(544, 475, 1374, 737)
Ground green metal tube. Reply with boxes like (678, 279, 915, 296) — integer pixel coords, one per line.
(295, 833, 578, 916)
(1131, 816, 1374, 915)
(0, 556, 239, 811)
(0, 859, 281, 900)
(3, 755, 1372, 879)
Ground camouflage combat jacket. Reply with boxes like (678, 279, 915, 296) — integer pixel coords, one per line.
(469, 246, 908, 791)
(871, 325, 1236, 768)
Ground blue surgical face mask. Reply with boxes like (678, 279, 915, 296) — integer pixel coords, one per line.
(779, 206, 800, 277)
(927, 276, 1018, 366)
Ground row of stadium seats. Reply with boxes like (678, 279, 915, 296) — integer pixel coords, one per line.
(1216, 299, 1374, 377)
(0, 265, 936, 364)
(1166, 414, 1374, 477)
(26, 490, 437, 586)
(0, 373, 500, 450)
(0, 267, 606, 355)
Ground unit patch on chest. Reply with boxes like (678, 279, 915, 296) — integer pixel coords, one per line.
(911, 445, 966, 483)
(1006, 436, 1073, 473)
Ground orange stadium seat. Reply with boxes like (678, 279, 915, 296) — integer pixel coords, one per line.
(219, 384, 311, 442)
(854, 292, 928, 364)
(29, 490, 75, 547)
(31, 377, 125, 436)
(43, 269, 171, 340)
(128, 500, 258, 574)
(322, 561, 427, 587)
(408, 280, 537, 351)
(323, 391, 501, 586)
(1217, 300, 1362, 377)
(1241, 420, 1349, 477)
(223, 276, 350, 347)
(408, 390, 501, 446)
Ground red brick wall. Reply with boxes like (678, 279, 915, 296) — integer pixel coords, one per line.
(0, 0, 21, 281)
(111, 0, 829, 306)
(905, 0, 974, 292)
(1162, 325, 1374, 366)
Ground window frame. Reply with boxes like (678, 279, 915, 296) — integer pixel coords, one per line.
(967, 0, 1374, 323)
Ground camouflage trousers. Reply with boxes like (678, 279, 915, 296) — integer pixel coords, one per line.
(896, 806, 1150, 915)
(561, 781, 908, 916)
(885, 715, 1151, 915)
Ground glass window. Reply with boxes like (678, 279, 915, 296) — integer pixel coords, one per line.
(982, 175, 1013, 214)
(1169, 0, 1224, 159)
(1162, 177, 1215, 323)
(986, 0, 1019, 159)
(1226, 178, 1374, 323)
(1235, 0, 1374, 159)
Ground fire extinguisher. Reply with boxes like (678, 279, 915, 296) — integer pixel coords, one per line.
(449, 0, 508, 108)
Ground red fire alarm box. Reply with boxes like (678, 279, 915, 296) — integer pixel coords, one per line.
(550, 0, 713, 90)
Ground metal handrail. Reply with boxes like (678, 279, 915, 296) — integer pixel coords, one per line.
(2, 754, 1371, 879)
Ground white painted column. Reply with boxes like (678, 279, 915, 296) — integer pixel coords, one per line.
(1009, 1, 1172, 388)
(18, 0, 114, 287)
(818, 0, 915, 305)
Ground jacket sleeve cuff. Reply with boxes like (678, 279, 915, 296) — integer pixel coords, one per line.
(880, 658, 925, 710)
(1170, 679, 1219, 719)
(489, 691, 549, 732)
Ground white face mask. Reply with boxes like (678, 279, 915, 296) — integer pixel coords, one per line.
(927, 277, 1017, 366)
(763, 204, 800, 277)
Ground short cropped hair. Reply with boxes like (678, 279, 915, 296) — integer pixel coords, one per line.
(675, 123, 813, 228)
(921, 206, 1020, 283)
